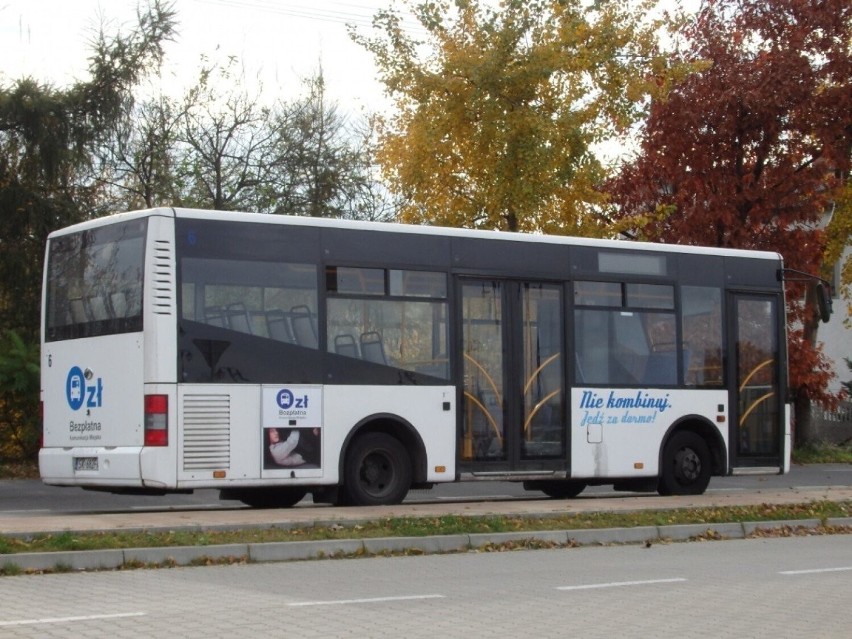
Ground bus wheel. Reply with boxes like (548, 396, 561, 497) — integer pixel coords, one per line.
(220, 487, 307, 509)
(524, 480, 586, 499)
(342, 432, 412, 506)
(658, 431, 711, 496)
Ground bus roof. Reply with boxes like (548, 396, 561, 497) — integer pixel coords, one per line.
(48, 206, 782, 262)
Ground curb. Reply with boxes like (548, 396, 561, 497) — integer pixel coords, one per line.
(3, 517, 851, 573)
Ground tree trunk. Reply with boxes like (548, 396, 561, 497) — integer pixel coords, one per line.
(794, 286, 822, 446)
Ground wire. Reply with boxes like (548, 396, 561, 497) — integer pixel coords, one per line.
(190, 0, 424, 32)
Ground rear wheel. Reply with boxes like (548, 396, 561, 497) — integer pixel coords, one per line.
(342, 432, 412, 506)
(220, 487, 307, 509)
(658, 431, 712, 496)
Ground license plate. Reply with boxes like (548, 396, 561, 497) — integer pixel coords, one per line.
(74, 457, 98, 471)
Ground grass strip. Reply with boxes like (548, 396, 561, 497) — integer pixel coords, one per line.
(1, 500, 849, 556)
(792, 442, 852, 464)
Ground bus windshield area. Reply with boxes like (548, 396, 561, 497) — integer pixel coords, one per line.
(45, 219, 146, 341)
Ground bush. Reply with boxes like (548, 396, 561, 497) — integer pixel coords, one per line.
(0, 330, 40, 461)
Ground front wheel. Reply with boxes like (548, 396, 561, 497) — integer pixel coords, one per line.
(342, 432, 412, 506)
(658, 431, 712, 496)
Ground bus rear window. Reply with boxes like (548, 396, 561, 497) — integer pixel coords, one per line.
(45, 219, 147, 341)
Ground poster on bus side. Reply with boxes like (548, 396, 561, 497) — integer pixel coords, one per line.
(261, 385, 323, 477)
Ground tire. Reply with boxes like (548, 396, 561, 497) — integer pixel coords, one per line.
(524, 480, 586, 499)
(657, 431, 712, 496)
(220, 487, 307, 509)
(342, 432, 412, 506)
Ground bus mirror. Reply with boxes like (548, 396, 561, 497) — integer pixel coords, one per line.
(816, 281, 832, 323)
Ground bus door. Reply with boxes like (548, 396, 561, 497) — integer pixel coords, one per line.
(729, 293, 783, 469)
(459, 279, 567, 472)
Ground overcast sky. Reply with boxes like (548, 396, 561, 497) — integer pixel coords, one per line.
(0, 0, 406, 112)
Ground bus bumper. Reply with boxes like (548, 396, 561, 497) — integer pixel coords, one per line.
(39, 446, 144, 487)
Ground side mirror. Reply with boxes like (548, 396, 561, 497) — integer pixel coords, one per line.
(816, 281, 832, 323)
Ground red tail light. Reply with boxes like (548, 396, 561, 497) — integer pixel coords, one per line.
(39, 401, 44, 449)
(144, 394, 168, 446)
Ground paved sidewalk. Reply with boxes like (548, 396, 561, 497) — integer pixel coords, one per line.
(2, 486, 850, 573)
(2, 485, 851, 536)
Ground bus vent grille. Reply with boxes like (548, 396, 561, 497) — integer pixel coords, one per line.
(152, 239, 175, 316)
(182, 394, 231, 470)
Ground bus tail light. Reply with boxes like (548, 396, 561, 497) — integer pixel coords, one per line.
(144, 394, 168, 446)
(39, 401, 44, 448)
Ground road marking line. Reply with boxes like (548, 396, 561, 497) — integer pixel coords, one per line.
(780, 566, 852, 575)
(0, 612, 146, 627)
(557, 578, 687, 591)
(434, 495, 515, 501)
(288, 594, 445, 607)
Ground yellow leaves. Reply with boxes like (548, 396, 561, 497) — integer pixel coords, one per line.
(355, 0, 689, 236)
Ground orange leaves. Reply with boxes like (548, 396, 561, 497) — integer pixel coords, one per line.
(608, 0, 851, 406)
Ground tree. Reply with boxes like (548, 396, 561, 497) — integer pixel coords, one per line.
(352, 0, 688, 234)
(266, 71, 393, 219)
(0, 330, 40, 460)
(100, 59, 393, 220)
(607, 0, 852, 442)
(174, 57, 278, 211)
(0, 0, 178, 341)
(0, 0, 177, 461)
(98, 93, 185, 210)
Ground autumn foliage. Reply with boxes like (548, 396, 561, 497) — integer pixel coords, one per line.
(609, 0, 851, 417)
(353, 0, 690, 235)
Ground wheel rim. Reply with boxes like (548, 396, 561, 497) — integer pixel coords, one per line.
(674, 447, 701, 483)
(359, 451, 394, 497)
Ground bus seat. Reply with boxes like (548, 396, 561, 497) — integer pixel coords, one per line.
(87, 296, 110, 321)
(205, 306, 227, 328)
(70, 298, 89, 323)
(110, 292, 128, 317)
(290, 305, 318, 348)
(334, 334, 360, 358)
(360, 331, 388, 365)
(225, 303, 253, 334)
(266, 310, 295, 343)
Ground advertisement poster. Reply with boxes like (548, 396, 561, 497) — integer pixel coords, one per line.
(261, 386, 322, 475)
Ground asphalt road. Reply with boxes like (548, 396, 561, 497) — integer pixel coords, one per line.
(1, 464, 851, 515)
(1, 535, 850, 638)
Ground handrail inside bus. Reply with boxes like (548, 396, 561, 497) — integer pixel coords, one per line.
(522, 353, 560, 396)
(523, 389, 561, 438)
(463, 353, 503, 407)
(462, 390, 503, 446)
(739, 391, 775, 427)
(739, 358, 774, 392)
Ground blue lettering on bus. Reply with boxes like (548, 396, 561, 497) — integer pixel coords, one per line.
(65, 366, 104, 411)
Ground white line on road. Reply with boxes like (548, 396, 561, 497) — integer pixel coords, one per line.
(434, 495, 516, 501)
(288, 594, 446, 607)
(557, 578, 687, 591)
(780, 566, 852, 575)
(0, 612, 146, 627)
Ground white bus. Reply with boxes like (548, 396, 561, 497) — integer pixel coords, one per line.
(40, 207, 798, 507)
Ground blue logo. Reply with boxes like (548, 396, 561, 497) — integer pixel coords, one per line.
(275, 388, 309, 410)
(276, 389, 294, 410)
(65, 366, 103, 411)
(66, 367, 85, 411)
